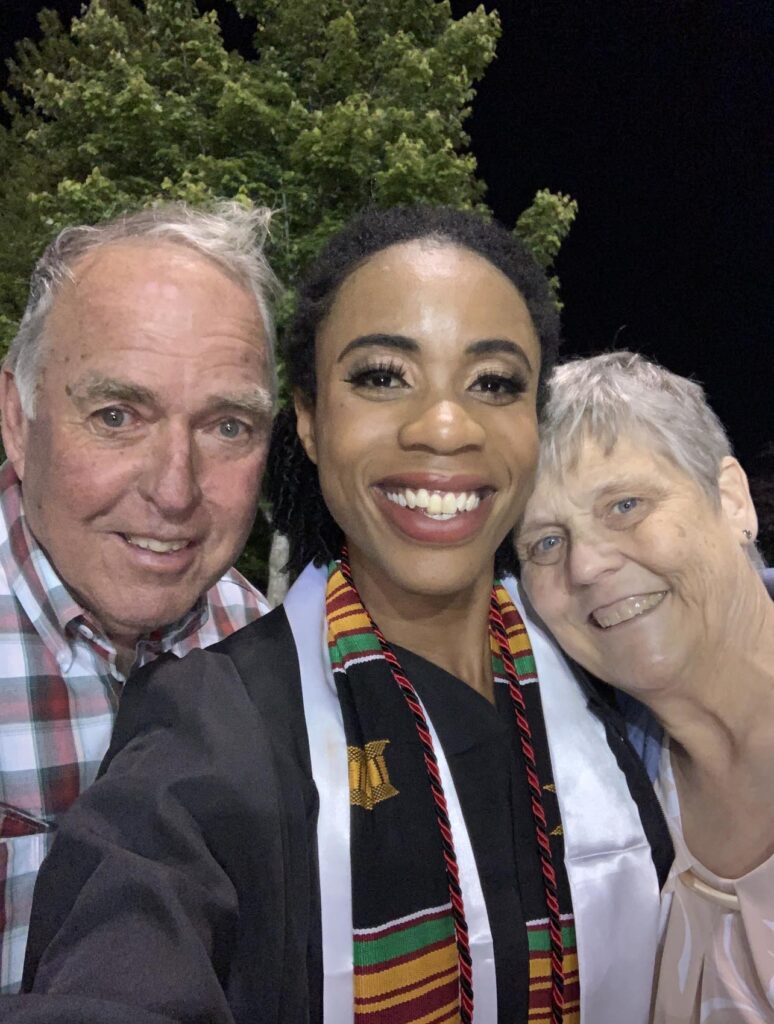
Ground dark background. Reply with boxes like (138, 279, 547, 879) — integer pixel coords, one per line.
(1, 0, 771, 466)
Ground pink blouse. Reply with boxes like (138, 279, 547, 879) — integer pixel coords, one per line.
(653, 744, 774, 1023)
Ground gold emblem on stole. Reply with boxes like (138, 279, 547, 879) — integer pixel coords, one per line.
(347, 740, 399, 810)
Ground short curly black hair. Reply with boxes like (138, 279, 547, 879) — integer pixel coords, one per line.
(268, 204, 562, 579)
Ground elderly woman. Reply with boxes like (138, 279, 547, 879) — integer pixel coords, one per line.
(3, 213, 671, 1024)
(517, 351, 774, 1024)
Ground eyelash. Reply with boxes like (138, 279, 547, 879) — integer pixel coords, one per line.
(344, 362, 528, 399)
(344, 359, 408, 389)
(471, 370, 527, 399)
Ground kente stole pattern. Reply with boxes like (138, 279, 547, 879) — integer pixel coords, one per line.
(326, 563, 580, 1023)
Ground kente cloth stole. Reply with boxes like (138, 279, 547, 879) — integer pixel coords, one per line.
(326, 562, 580, 1024)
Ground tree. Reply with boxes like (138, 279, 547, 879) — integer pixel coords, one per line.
(0, 0, 577, 588)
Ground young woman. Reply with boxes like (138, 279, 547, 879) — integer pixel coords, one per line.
(12, 208, 671, 1024)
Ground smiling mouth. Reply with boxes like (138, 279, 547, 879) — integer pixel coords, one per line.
(382, 486, 488, 521)
(591, 591, 667, 629)
(122, 534, 191, 554)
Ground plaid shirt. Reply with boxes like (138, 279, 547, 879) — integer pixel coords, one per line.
(0, 461, 268, 992)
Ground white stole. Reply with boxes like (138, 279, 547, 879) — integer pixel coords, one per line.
(284, 564, 661, 1024)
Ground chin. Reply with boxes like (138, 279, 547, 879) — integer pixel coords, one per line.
(395, 556, 494, 600)
(605, 660, 681, 695)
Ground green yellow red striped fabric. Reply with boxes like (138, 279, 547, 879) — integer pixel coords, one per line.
(326, 563, 579, 1022)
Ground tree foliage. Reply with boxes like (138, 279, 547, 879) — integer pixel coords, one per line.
(0, 0, 577, 586)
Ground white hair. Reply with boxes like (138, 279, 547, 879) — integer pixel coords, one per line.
(5, 200, 281, 417)
(539, 350, 764, 567)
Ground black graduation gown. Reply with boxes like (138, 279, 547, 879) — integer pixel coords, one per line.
(0, 605, 671, 1023)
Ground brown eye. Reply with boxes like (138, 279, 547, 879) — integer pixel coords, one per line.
(345, 361, 408, 390)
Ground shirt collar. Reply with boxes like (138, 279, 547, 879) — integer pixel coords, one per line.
(0, 461, 210, 674)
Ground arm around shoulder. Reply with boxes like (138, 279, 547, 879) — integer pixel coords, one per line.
(22, 647, 292, 1024)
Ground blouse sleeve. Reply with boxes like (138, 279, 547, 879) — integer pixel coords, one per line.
(18, 648, 292, 1024)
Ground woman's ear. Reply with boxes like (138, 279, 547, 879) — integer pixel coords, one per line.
(717, 456, 758, 540)
(293, 391, 317, 465)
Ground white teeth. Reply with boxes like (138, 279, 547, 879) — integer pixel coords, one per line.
(592, 591, 666, 629)
(383, 488, 483, 517)
(125, 535, 189, 553)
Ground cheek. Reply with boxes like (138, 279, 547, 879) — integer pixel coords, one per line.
(202, 450, 267, 517)
(27, 431, 129, 517)
(523, 568, 563, 620)
(498, 412, 539, 486)
(315, 399, 385, 481)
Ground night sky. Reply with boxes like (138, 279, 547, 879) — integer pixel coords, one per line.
(1, 0, 770, 467)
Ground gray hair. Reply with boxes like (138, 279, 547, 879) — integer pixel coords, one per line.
(6, 200, 281, 417)
(539, 350, 764, 567)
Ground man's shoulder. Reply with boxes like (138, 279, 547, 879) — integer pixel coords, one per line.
(206, 566, 270, 616)
(169, 568, 270, 654)
(207, 602, 292, 661)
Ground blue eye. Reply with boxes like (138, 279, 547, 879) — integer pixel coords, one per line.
(219, 418, 247, 439)
(613, 497, 639, 514)
(527, 534, 565, 565)
(537, 535, 562, 552)
(97, 407, 127, 428)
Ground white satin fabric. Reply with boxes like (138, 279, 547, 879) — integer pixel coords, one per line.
(507, 580, 662, 1024)
(285, 565, 662, 1023)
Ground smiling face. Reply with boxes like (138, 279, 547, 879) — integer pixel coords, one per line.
(1, 241, 272, 649)
(518, 434, 758, 694)
(295, 240, 541, 608)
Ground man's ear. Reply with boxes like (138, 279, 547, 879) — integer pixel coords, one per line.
(293, 391, 317, 465)
(0, 367, 30, 480)
(717, 456, 758, 541)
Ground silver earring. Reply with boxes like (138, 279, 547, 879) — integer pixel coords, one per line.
(743, 529, 753, 540)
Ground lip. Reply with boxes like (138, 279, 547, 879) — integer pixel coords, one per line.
(376, 472, 493, 492)
(114, 533, 199, 574)
(372, 485, 495, 545)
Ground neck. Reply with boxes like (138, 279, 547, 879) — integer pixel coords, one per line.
(113, 635, 139, 677)
(349, 559, 496, 702)
(635, 577, 774, 775)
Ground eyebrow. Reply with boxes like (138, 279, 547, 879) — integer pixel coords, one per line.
(336, 334, 419, 362)
(517, 513, 560, 535)
(68, 375, 156, 408)
(202, 389, 274, 421)
(336, 333, 534, 373)
(466, 338, 533, 374)
(68, 374, 273, 420)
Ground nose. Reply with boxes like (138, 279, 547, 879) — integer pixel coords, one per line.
(398, 398, 486, 454)
(566, 536, 624, 587)
(137, 425, 202, 518)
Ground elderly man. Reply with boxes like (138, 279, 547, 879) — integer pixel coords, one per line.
(0, 202, 277, 992)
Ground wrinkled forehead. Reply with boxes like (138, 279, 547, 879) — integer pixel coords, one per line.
(45, 241, 265, 350)
(529, 427, 709, 518)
